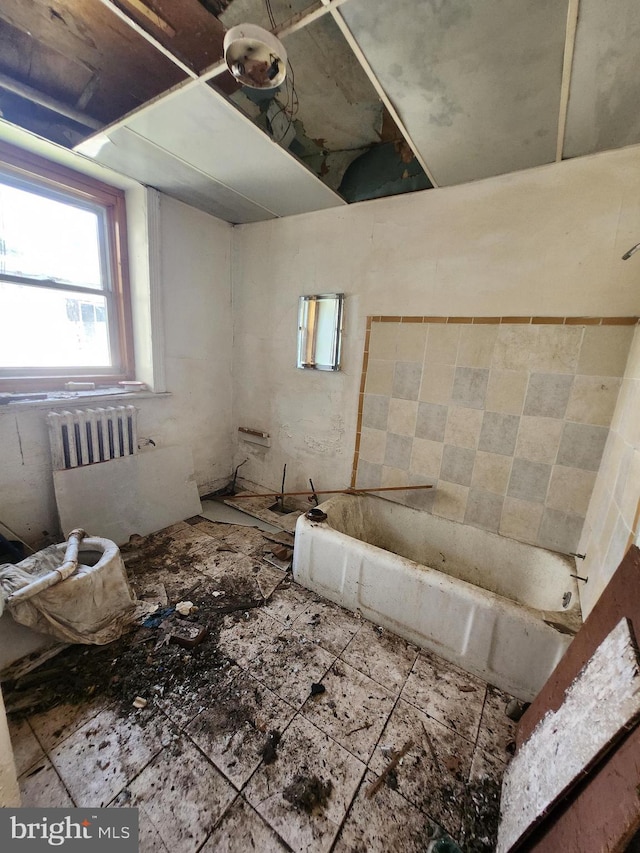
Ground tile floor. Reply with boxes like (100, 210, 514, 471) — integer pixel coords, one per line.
(6, 512, 516, 853)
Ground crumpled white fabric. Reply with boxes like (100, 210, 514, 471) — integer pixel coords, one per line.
(0, 539, 136, 644)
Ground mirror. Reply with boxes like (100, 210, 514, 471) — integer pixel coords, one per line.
(297, 293, 344, 371)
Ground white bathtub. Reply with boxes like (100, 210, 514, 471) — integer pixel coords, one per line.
(293, 494, 581, 702)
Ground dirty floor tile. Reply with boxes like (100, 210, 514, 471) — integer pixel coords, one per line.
(200, 796, 290, 852)
(186, 539, 228, 575)
(200, 557, 284, 603)
(292, 600, 362, 656)
(261, 581, 318, 625)
(246, 629, 336, 709)
(186, 668, 296, 788)
(155, 661, 241, 731)
(340, 622, 419, 694)
(333, 769, 452, 853)
(401, 650, 486, 742)
(244, 715, 366, 853)
(134, 803, 171, 853)
(217, 609, 284, 669)
(19, 758, 75, 807)
(49, 706, 178, 807)
(8, 716, 45, 775)
(475, 685, 517, 762)
(110, 734, 236, 852)
(28, 698, 113, 752)
(213, 524, 272, 557)
(3, 513, 516, 851)
(196, 551, 260, 584)
(370, 698, 475, 838)
(300, 659, 396, 763)
(458, 748, 507, 852)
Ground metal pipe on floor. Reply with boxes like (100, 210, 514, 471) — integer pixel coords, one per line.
(226, 483, 434, 500)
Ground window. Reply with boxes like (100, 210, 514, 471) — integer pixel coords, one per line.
(0, 141, 134, 391)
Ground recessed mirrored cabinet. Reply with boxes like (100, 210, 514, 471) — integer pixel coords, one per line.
(297, 293, 344, 371)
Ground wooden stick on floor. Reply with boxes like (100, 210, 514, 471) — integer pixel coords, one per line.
(366, 740, 414, 799)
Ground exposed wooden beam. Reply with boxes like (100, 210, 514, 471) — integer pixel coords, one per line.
(121, 0, 176, 37)
(319, 0, 439, 187)
(0, 71, 102, 130)
(75, 74, 101, 112)
(556, 0, 580, 162)
(95, 0, 197, 79)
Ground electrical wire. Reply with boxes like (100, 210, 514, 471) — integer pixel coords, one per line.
(262, 1, 300, 145)
(267, 59, 299, 144)
(264, 0, 276, 29)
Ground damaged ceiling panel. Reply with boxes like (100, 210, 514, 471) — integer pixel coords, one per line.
(563, 0, 640, 159)
(214, 0, 431, 198)
(76, 82, 345, 222)
(340, 0, 568, 187)
(4, 0, 640, 220)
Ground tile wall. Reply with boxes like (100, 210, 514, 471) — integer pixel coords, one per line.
(578, 325, 640, 616)
(353, 317, 636, 554)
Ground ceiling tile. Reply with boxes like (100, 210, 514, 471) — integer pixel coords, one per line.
(563, 0, 640, 158)
(340, 0, 568, 186)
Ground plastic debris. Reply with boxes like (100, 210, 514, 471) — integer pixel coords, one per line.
(142, 606, 175, 628)
(175, 600, 196, 616)
(132, 696, 147, 709)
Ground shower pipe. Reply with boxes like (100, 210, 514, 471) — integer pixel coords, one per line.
(8, 528, 87, 605)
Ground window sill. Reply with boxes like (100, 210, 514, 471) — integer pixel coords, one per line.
(0, 387, 171, 414)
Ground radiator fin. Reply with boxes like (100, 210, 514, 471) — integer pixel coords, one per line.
(47, 406, 138, 471)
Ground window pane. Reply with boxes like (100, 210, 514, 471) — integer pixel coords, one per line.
(0, 183, 103, 288)
(0, 282, 111, 368)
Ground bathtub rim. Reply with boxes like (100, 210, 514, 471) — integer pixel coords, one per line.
(299, 494, 582, 632)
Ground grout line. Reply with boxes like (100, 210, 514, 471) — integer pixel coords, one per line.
(28, 697, 117, 754)
(19, 749, 78, 808)
(468, 686, 491, 783)
(194, 793, 243, 853)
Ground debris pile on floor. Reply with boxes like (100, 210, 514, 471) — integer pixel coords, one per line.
(2, 517, 289, 719)
(283, 774, 333, 814)
(459, 776, 502, 852)
(4, 510, 513, 853)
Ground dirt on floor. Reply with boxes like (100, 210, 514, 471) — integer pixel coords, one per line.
(3, 518, 504, 851)
(283, 774, 334, 814)
(2, 524, 285, 721)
